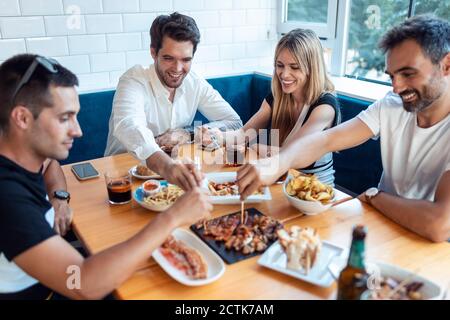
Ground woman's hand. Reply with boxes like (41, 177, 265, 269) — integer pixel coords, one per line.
(195, 126, 223, 147)
(250, 144, 280, 158)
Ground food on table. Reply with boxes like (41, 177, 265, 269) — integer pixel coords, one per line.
(160, 236, 208, 280)
(223, 163, 242, 168)
(143, 185, 183, 207)
(136, 164, 157, 176)
(195, 213, 283, 255)
(365, 276, 424, 300)
(208, 181, 238, 195)
(208, 181, 262, 196)
(143, 181, 159, 191)
(142, 180, 160, 197)
(277, 226, 322, 274)
(286, 169, 334, 203)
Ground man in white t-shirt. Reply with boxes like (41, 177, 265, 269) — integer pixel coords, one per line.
(105, 12, 242, 190)
(237, 15, 450, 242)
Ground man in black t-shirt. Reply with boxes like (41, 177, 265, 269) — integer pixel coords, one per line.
(0, 54, 212, 299)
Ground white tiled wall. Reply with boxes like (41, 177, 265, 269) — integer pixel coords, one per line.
(0, 0, 277, 92)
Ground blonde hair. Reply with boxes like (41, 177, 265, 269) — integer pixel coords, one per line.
(271, 29, 335, 144)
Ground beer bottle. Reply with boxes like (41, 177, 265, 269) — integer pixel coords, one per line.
(337, 225, 368, 300)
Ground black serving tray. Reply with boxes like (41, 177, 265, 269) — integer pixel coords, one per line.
(190, 208, 278, 264)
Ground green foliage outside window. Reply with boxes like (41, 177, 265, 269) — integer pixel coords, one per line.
(347, 0, 450, 81)
(287, 0, 328, 23)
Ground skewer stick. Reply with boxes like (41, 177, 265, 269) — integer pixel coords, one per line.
(194, 156, 201, 172)
(331, 196, 353, 207)
(386, 267, 421, 299)
(241, 201, 244, 224)
(281, 196, 354, 223)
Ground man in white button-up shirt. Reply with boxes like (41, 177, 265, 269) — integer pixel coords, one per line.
(105, 13, 242, 190)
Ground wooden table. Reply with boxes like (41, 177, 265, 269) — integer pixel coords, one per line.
(62, 148, 450, 300)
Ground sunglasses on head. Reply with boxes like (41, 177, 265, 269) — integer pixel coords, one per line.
(11, 56, 60, 102)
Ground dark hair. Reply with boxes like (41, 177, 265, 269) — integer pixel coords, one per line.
(379, 14, 450, 65)
(0, 53, 79, 134)
(150, 12, 201, 55)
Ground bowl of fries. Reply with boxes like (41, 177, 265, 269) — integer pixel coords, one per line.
(133, 182, 184, 212)
(283, 169, 335, 215)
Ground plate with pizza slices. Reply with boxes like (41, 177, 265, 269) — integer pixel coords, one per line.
(152, 228, 226, 286)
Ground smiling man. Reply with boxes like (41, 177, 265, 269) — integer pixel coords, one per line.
(237, 15, 450, 242)
(105, 12, 242, 190)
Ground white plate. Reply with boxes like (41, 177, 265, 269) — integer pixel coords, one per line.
(152, 228, 226, 286)
(258, 240, 347, 287)
(202, 172, 272, 204)
(133, 182, 173, 212)
(129, 165, 161, 180)
(283, 175, 336, 215)
(327, 258, 444, 300)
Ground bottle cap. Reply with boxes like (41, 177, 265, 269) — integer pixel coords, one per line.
(352, 225, 367, 240)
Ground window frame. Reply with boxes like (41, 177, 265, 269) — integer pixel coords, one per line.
(277, 0, 339, 40)
(278, 0, 349, 77)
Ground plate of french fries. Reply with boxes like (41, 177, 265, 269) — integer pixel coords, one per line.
(133, 182, 184, 212)
(283, 169, 335, 215)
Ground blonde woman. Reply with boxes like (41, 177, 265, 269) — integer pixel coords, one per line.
(203, 28, 340, 185)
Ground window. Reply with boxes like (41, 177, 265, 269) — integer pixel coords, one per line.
(345, 0, 450, 83)
(282, 0, 449, 84)
(287, 0, 328, 23)
(413, 0, 450, 20)
(278, 0, 338, 39)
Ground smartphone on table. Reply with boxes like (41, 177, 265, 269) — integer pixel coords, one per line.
(71, 162, 100, 181)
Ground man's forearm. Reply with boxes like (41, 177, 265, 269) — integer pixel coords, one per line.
(78, 212, 177, 299)
(279, 131, 331, 171)
(43, 160, 67, 199)
(370, 192, 450, 242)
(146, 151, 173, 174)
(206, 119, 243, 131)
(279, 118, 374, 171)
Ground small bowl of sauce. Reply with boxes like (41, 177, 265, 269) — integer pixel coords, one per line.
(142, 179, 161, 197)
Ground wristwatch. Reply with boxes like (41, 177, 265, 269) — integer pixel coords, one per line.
(53, 190, 70, 203)
(364, 187, 379, 204)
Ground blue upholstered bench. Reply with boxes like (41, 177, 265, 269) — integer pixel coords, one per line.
(64, 73, 382, 194)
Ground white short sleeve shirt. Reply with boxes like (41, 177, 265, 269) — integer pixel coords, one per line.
(357, 91, 450, 201)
